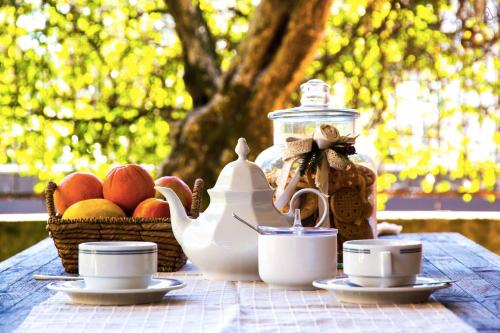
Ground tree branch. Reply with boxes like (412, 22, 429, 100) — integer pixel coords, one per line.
(165, 0, 221, 107)
(169, 0, 303, 158)
(248, 0, 334, 116)
(226, 0, 295, 89)
(160, 0, 335, 185)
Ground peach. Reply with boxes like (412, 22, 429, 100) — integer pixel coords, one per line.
(54, 172, 103, 215)
(62, 199, 126, 219)
(103, 164, 155, 214)
(132, 198, 170, 218)
(154, 176, 192, 210)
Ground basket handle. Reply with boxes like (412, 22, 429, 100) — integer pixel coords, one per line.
(45, 181, 58, 218)
(190, 178, 204, 218)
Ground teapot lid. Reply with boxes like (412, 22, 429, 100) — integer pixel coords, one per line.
(211, 138, 273, 192)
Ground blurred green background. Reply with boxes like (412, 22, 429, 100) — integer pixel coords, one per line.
(0, 0, 497, 203)
(0, 221, 47, 261)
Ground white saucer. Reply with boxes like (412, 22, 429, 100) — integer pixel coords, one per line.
(313, 277, 451, 304)
(47, 278, 186, 305)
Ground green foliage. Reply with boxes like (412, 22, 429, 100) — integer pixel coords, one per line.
(0, 0, 498, 205)
(307, 1, 498, 208)
(0, 0, 187, 188)
(0, 221, 47, 261)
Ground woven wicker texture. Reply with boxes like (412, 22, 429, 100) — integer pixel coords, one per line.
(45, 179, 204, 273)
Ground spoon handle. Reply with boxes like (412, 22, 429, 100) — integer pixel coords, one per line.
(33, 274, 83, 281)
(34, 274, 178, 281)
(232, 213, 262, 234)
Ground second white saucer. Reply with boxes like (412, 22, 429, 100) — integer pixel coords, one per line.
(313, 277, 451, 304)
(47, 278, 186, 305)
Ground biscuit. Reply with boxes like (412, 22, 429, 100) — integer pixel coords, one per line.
(336, 218, 374, 240)
(331, 188, 364, 223)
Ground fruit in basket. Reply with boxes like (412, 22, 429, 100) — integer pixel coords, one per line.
(54, 172, 103, 214)
(103, 164, 155, 213)
(154, 176, 192, 210)
(132, 198, 170, 218)
(62, 199, 126, 219)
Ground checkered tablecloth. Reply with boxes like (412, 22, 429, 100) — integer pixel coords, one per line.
(16, 269, 475, 333)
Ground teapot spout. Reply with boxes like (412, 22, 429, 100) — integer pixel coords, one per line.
(154, 186, 194, 245)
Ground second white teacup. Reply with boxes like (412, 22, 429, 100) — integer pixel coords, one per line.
(343, 239, 422, 287)
(79, 241, 157, 290)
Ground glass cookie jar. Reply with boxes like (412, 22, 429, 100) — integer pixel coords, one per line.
(255, 79, 377, 259)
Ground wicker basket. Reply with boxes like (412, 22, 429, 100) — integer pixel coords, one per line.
(45, 178, 204, 273)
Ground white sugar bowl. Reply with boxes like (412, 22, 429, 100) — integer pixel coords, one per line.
(256, 210, 338, 290)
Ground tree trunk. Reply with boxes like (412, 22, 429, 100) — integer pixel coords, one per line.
(160, 0, 333, 188)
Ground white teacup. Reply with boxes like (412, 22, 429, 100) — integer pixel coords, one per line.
(78, 241, 157, 290)
(343, 239, 422, 287)
(258, 228, 338, 290)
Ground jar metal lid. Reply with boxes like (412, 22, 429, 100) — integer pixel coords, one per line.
(268, 106, 359, 119)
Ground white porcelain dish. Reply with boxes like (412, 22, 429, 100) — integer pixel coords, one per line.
(313, 277, 451, 304)
(47, 278, 185, 305)
(78, 241, 157, 290)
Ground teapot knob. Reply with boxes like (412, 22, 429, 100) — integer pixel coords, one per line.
(235, 138, 250, 161)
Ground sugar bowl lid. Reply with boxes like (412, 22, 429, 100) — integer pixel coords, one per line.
(257, 226, 338, 236)
(211, 138, 273, 192)
(233, 209, 338, 236)
(258, 209, 338, 236)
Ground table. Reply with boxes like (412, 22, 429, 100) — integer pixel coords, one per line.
(1, 233, 499, 332)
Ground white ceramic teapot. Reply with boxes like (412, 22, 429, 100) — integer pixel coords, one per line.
(156, 138, 328, 281)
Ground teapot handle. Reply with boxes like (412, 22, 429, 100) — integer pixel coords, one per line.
(286, 188, 329, 228)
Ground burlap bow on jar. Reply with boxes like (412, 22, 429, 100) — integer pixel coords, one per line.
(275, 124, 357, 212)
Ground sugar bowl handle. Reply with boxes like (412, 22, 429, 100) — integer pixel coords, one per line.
(287, 188, 329, 228)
